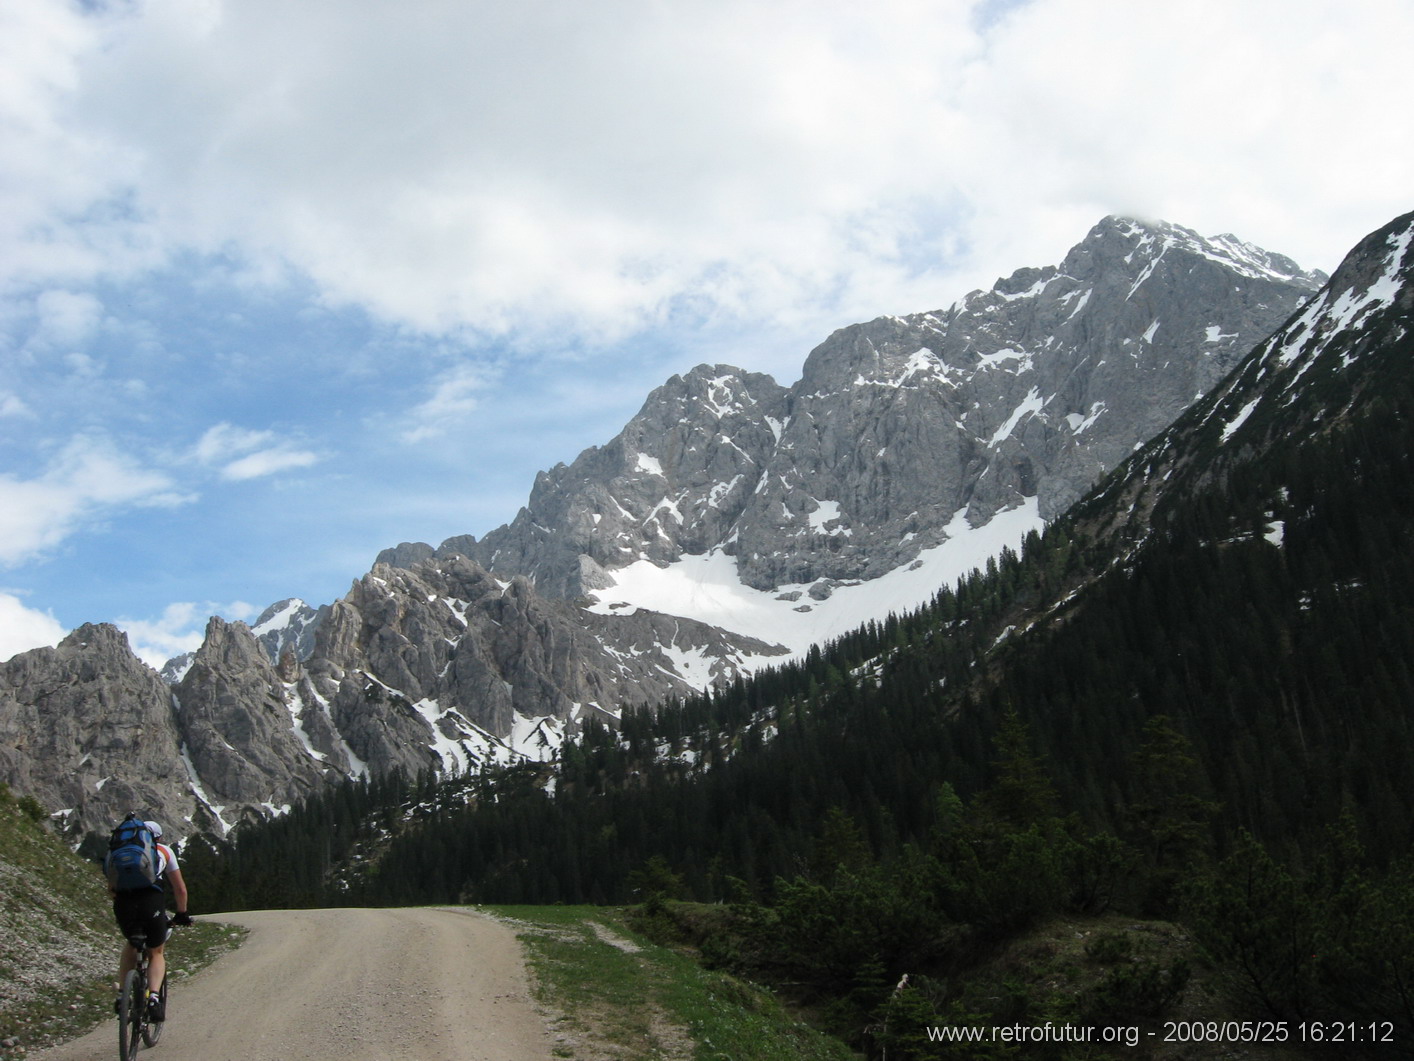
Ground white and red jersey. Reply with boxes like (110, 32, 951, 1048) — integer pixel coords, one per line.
(155, 841, 180, 879)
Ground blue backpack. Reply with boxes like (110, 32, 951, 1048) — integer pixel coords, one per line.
(104, 815, 161, 892)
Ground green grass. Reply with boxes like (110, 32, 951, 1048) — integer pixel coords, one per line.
(489, 905, 857, 1061)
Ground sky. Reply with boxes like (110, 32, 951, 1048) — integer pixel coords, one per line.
(2, 0, 1412, 668)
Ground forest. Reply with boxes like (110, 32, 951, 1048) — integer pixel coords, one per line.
(180, 304, 1414, 1057)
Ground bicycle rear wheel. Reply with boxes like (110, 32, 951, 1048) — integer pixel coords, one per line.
(141, 978, 166, 1047)
(118, 970, 144, 1061)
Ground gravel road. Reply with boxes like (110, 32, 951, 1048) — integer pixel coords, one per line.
(32, 907, 558, 1061)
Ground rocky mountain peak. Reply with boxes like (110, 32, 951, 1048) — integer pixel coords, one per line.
(374, 216, 1325, 607)
(1, 622, 197, 838)
(1081, 215, 1322, 287)
(1076, 210, 1412, 567)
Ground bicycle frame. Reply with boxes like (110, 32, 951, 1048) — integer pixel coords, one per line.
(117, 929, 169, 1060)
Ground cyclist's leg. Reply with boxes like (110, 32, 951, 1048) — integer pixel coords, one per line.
(148, 942, 166, 994)
(113, 893, 141, 985)
(148, 918, 175, 995)
(117, 941, 137, 982)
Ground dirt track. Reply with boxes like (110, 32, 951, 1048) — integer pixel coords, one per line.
(32, 907, 558, 1061)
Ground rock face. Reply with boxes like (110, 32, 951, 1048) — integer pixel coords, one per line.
(175, 616, 338, 822)
(1083, 209, 1414, 544)
(395, 217, 1324, 596)
(0, 625, 198, 838)
(162, 598, 327, 684)
(423, 369, 792, 599)
(295, 557, 784, 779)
(0, 557, 785, 839)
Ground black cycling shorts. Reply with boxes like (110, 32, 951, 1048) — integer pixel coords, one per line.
(113, 889, 169, 949)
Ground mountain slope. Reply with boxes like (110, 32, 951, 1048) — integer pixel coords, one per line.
(0, 788, 112, 1021)
(389, 216, 1323, 655)
(1079, 209, 1414, 541)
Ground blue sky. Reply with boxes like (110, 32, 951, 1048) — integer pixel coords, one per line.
(3, 0, 1412, 666)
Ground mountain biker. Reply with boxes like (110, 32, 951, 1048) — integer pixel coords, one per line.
(110, 820, 192, 1022)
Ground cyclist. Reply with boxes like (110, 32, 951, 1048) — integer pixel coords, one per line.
(110, 820, 192, 1022)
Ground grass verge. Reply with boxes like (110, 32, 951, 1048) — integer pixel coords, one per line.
(489, 905, 857, 1061)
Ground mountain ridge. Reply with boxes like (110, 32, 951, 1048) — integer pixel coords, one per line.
(387, 214, 1323, 607)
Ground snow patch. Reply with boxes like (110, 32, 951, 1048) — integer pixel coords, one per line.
(990, 388, 1045, 446)
(1066, 402, 1106, 434)
(997, 277, 1051, 301)
(587, 498, 1045, 661)
(284, 686, 329, 762)
(656, 642, 718, 690)
(180, 743, 235, 836)
(977, 348, 1035, 373)
(708, 475, 743, 509)
(808, 500, 851, 536)
(252, 598, 307, 636)
(1063, 288, 1092, 320)
(1220, 395, 1262, 442)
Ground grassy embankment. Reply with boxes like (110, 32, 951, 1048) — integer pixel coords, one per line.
(492, 904, 857, 1061)
(0, 788, 244, 1059)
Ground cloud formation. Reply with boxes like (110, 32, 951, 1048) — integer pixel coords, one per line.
(8, 0, 1409, 349)
(401, 362, 504, 443)
(194, 423, 322, 481)
(0, 591, 66, 661)
(0, 437, 186, 566)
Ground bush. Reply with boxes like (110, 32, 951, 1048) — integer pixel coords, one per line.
(1081, 958, 1190, 1022)
(1083, 930, 1132, 964)
(17, 794, 47, 824)
(769, 857, 954, 1001)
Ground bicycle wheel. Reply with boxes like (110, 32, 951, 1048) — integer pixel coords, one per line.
(141, 978, 166, 1047)
(118, 969, 144, 1061)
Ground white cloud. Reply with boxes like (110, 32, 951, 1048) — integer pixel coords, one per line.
(0, 437, 188, 566)
(193, 422, 322, 480)
(193, 423, 273, 464)
(943, 0, 1414, 282)
(220, 447, 320, 481)
(7, 0, 1402, 353)
(0, 590, 67, 662)
(28, 288, 105, 349)
(0, 1, 155, 285)
(401, 362, 503, 443)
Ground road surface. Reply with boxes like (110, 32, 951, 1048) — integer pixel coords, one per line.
(33, 907, 558, 1061)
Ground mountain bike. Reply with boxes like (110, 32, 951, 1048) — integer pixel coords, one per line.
(117, 928, 175, 1060)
